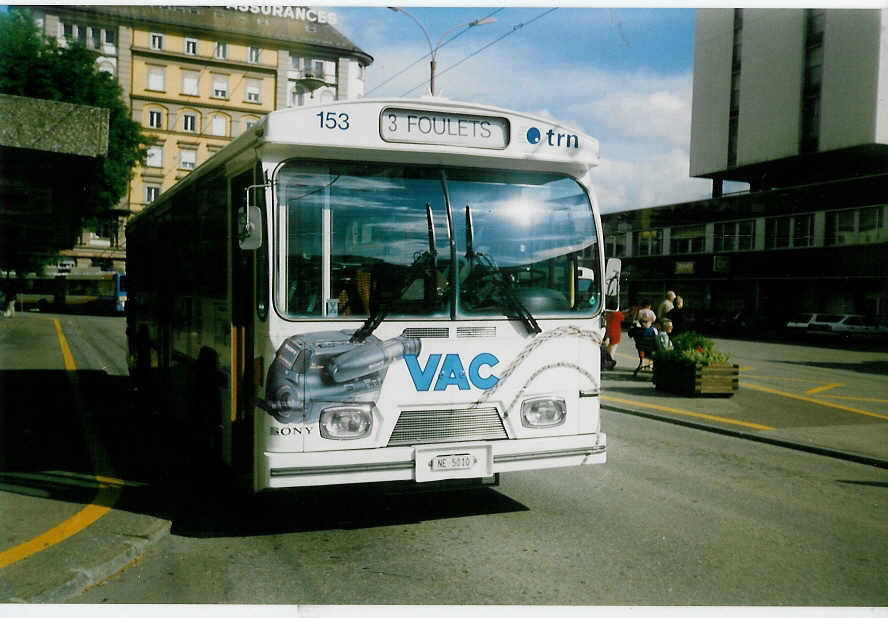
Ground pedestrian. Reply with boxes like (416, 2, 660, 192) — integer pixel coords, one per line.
(628, 300, 652, 337)
(657, 290, 676, 321)
(632, 308, 658, 375)
(666, 295, 686, 337)
(0, 279, 13, 318)
(656, 318, 674, 351)
(602, 308, 624, 370)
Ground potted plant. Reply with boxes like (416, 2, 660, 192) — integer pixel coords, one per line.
(652, 332, 739, 396)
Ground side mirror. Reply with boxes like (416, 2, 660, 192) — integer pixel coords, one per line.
(237, 205, 262, 251)
(604, 257, 621, 311)
(238, 183, 267, 251)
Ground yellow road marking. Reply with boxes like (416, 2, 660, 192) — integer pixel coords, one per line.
(0, 484, 122, 568)
(0, 320, 120, 569)
(601, 394, 775, 431)
(53, 318, 76, 370)
(819, 395, 888, 404)
(741, 381, 888, 421)
(805, 382, 844, 395)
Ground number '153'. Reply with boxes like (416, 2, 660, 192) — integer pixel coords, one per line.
(316, 111, 349, 130)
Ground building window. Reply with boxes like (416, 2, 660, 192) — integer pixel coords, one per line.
(246, 79, 261, 103)
(105, 29, 116, 45)
(714, 219, 755, 252)
(606, 233, 625, 259)
(147, 110, 163, 129)
(243, 117, 259, 133)
(825, 205, 887, 246)
(185, 38, 198, 55)
(145, 185, 161, 203)
(147, 66, 165, 91)
(211, 115, 227, 137)
(248, 46, 261, 63)
(179, 149, 197, 170)
(632, 229, 663, 256)
(183, 113, 197, 133)
(150, 32, 164, 50)
(289, 82, 307, 107)
(766, 214, 814, 249)
(670, 225, 706, 255)
(212, 75, 228, 99)
(182, 70, 199, 96)
(801, 9, 826, 153)
(86, 26, 99, 50)
(146, 146, 163, 167)
(727, 8, 743, 168)
(214, 41, 227, 59)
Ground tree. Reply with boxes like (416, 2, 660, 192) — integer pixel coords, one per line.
(0, 8, 147, 273)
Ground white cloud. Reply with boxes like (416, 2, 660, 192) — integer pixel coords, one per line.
(594, 149, 711, 214)
(360, 24, 709, 213)
(592, 87, 691, 146)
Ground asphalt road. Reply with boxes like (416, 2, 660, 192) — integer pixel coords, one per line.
(2, 314, 886, 606)
(69, 407, 887, 606)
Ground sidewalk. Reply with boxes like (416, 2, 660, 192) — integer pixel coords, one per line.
(0, 316, 172, 602)
(600, 360, 888, 469)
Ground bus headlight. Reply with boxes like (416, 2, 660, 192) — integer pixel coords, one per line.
(520, 397, 566, 428)
(319, 405, 373, 440)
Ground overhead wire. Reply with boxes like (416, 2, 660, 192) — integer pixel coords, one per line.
(366, 7, 504, 97)
(400, 7, 559, 97)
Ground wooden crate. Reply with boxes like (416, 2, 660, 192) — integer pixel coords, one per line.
(653, 361, 739, 396)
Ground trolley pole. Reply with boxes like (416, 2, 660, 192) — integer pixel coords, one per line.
(388, 7, 495, 96)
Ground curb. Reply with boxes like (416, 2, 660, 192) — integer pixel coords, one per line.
(601, 403, 888, 470)
(12, 518, 171, 603)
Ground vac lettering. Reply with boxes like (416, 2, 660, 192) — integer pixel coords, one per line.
(405, 353, 499, 391)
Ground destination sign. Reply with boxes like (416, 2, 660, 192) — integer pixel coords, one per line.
(380, 108, 509, 150)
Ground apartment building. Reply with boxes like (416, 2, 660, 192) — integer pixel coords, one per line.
(29, 5, 372, 272)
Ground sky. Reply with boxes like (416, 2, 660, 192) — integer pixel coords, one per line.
(333, 6, 711, 214)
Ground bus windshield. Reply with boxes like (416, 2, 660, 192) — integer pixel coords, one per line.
(275, 161, 601, 321)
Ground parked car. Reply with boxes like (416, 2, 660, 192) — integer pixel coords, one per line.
(785, 313, 888, 338)
(785, 313, 817, 331)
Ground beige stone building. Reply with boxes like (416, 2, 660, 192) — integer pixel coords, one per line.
(29, 5, 372, 273)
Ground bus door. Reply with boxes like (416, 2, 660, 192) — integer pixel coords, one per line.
(229, 169, 256, 472)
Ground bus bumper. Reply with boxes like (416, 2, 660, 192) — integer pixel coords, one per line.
(261, 433, 606, 490)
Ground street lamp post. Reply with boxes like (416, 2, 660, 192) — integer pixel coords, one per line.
(388, 7, 496, 96)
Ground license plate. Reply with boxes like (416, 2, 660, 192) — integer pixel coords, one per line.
(430, 453, 475, 471)
(415, 444, 492, 482)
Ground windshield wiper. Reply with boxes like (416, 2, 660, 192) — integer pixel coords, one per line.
(351, 203, 439, 343)
(464, 205, 541, 335)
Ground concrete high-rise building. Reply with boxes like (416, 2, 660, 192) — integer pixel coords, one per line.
(690, 8, 888, 191)
(29, 5, 372, 273)
(603, 9, 888, 324)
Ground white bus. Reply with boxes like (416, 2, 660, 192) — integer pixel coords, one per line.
(126, 98, 618, 492)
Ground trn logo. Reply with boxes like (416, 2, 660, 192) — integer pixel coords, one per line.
(526, 126, 579, 149)
(405, 353, 499, 391)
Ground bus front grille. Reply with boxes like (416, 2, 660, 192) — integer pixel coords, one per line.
(402, 327, 450, 338)
(388, 407, 508, 446)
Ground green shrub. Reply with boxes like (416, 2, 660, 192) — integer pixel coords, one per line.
(654, 331, 730, 366)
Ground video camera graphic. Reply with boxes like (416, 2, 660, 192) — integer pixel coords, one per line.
(258, 330, 421, 424)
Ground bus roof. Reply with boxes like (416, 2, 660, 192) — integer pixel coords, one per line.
(130, 98, 599, 227)
(260, 97, 599, 175)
